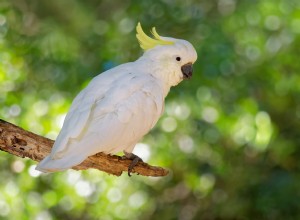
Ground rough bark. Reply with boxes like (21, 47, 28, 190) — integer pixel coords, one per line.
(0, 119, 169, 177)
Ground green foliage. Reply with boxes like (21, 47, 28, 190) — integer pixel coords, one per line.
(1, 0, 300, 219)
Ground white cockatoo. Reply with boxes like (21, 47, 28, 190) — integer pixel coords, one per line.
(36, 23, 197, 175)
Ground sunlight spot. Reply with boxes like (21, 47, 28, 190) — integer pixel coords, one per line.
(254, 111, 272, 151)
(107, 188, 122, 203)
(178, 135, 194, 154)
(232, 115, 256, 146)
(45, 131, 59, 140)
(147, 176, 164, 184)
(1, 81, 15, 92)
(66, 170, 81, 185)
(9, 104, 21, 117)
(33, 100, 49, 116)
(11, 160, 25, 173)
(6, 68, 20, 80)
(279, 30, 294, 46)
(114, 204, 131, 219)
(50, 93, 65, 103)
(265, 15, 281, 31)
(75, 180, 93, 197)
(218, 0, 236, 16)
(246, 45, 261, 61)
(174, 103, 191, 120)
(29, 165, 42, 177)
(265, 36, 282, 54)
(5, 181, 19, 197)
(0, 200, 10, 217)
(161, 117, 177, 132)
(202, 106, 219, 123)
(129, 191, 146, 208)
(179, 204, 197, 220)
(29, 121, 44, 134)
(28, 192, 42, 207)
(119, 18, 134, 34)
(59, 196, 74, 211)
(35, 211, 52, 220)
(199, 173, 215, 192)
(0, 15, 6, 26)
(133, 143, 151, 162)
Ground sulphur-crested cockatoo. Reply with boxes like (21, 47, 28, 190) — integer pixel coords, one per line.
(36, 22, 197, 175)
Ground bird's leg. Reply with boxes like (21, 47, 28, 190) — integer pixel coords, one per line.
(123, 151, 143, 177)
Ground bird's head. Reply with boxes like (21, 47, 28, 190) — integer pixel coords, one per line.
(136, 23, 197, 86)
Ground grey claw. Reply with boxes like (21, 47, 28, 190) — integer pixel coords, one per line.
(128, 156, 142, 176)
(123, 151, 143, 177)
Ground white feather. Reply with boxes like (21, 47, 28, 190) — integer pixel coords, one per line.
(36, 63, 164, 172)
(36, 34, 197, 173)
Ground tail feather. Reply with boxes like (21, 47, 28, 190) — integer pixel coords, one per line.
(36, 153, 87, 173)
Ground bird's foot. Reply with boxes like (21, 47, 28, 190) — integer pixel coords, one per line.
(123, 151, 143, 177)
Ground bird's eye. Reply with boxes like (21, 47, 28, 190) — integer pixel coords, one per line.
(176, 57, 181, 62)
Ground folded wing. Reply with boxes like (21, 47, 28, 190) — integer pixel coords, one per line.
(36, 66, 164, 172)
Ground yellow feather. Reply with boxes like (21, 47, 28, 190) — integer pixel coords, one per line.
(150, 27, 161, 40)
(136, 22, 174, 50)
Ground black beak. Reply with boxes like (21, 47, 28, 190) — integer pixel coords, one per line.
(181, 63, 193, 79)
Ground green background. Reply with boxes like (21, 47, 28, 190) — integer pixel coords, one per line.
(1, 0, 300, 219)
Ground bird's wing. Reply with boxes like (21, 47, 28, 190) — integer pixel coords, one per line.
(50, 67, 164, 160)
(50, 64, 131, 158)
(80, 76, 164, 156)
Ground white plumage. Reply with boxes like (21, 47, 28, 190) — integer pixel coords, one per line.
(36, 23, 197, 172)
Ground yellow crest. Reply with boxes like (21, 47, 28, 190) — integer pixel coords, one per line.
(136, 22, 174, 50)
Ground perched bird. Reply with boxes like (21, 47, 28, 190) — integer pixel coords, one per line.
(36, 22, 197, 175)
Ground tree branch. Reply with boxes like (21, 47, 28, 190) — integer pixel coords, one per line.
(0, 119, 169, 177)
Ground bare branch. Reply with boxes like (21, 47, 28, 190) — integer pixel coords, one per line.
(0, 119, 169, 177)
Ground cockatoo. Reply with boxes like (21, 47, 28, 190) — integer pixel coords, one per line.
(36, 22, 197, 175)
